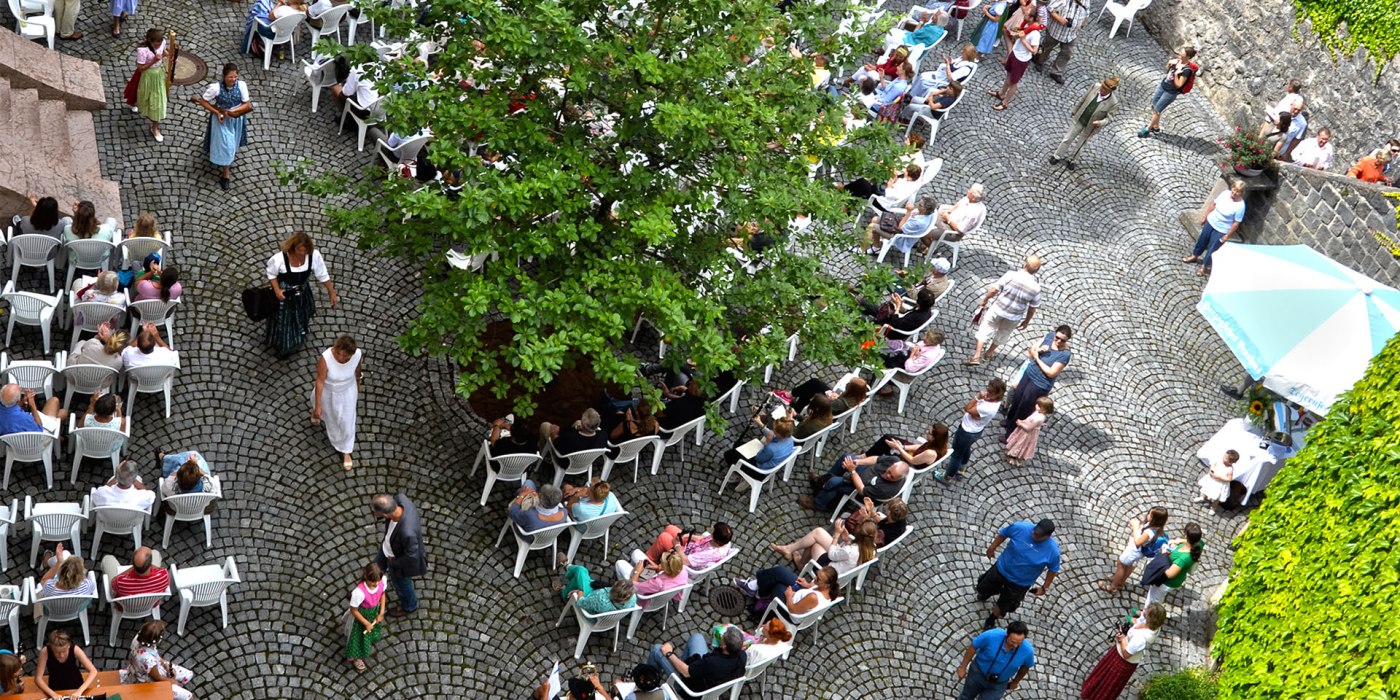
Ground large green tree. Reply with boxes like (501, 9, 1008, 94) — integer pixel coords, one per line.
(302, 0, 908, 415)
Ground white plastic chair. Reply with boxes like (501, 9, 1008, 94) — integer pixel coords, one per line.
(67, 414, 127, 484)
(933, 278, 957, 306)
(377, 133, 432, 168)
(6, 231, 61, 292)
(549, 445, 609, 489)
(903, 452, 950, 503)
(25, 495, 89, 568)
(876, 227, 932, 267)
(344, 1, 373, 43)
(339, 93, 384, 152)
(681, 545, 741, 608)
(786, 422, 841, 480)
(625, 579, 696, 640)
(468, 441, 541, 506)
(102, 570, 170, 646)
(3, 431, 59, 490)
(0, 583, 25, 652)
(877, 523, 914, 557)
(2, 280, 62, 353)
(28, 571, 97, 646)
(90, 501, 153, 559)
(652, 415, 707, 475)
(554, 596, 639, 659)
(831, 398, 868, 435)
(62, 239, 118, 292)
(302, 58, 339, 113)
(161, 477, 221, 549)
(127, 299, 179, 349)
(801, 556, 879, 598)
(1, 350, 62, 397)
(495, 518, 574, 579)
(7, 0, 54, 48)
(117, 237, 172, 270)
(601, 436, 661, 482)
(69, 295, 126, 350)
(170, 556, 240, 636)
(868, 356, 941, 416)
(629, 315, 668, 358)
(564, 509, 629, 565)
(125, 363, 180, 419)
(668, 672, 744, 700)
(829, 486, 907, 524)
(0, 499, 16, 572)
(305, 1, 353, 44)
(717, 452, 797, 514)
(711, 380, 746, 415)
(736, 638, 794, 698)
(258, 12, 307, 69)
(61, 364, 120, 410)
(954, 0, 985, 39)
(1098, 0, 1151, 37)
(760, 595, 843, 645)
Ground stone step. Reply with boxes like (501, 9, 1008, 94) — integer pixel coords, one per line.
(0, 76, 10, 131)
(8, 87, 38, 152)
(0, 32, 104, 111)
(38, 100, 70, 175)
(65, 110, 100, 177)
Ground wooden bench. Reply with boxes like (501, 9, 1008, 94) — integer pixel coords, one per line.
(11, 669, 173, 699)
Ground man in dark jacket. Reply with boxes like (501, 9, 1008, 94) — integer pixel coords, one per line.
(370, 493, 428, 616)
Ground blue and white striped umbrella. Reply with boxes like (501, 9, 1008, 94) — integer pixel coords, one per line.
(1196, 243, 1400, 414)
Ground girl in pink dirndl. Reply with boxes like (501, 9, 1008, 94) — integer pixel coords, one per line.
(1005, 396, 1053, 465)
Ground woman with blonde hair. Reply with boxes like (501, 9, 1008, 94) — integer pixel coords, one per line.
(34, 628, 99, 698)
(616, 548, 689, 602)
(266, 232, 339, 356)
(564, 479, 620, 523)
(126, 212, 164, 241)
(68, 320, 129, 373)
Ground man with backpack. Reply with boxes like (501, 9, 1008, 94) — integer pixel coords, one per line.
(1138, 46, 1198, 138)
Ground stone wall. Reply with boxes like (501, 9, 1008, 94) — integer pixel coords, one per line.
(1140, 0, 1397, 170)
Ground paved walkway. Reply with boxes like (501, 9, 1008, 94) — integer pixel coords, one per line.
(17, 5, 1251, 699)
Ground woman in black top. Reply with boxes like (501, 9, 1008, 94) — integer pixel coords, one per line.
(34, 629, 98, 699)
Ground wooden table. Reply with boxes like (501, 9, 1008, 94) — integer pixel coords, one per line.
(10, 669, 173, 699)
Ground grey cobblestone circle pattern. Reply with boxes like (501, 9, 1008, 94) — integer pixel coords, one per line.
(10, 4, 1256, 698)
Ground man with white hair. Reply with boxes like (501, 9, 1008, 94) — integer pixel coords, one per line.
(91, 460, 157, 510)
(543, 408, 610, 468)
(966, 256, 1042, 365)
(0, 384, 65, 436)
(920, 183, 987, 258)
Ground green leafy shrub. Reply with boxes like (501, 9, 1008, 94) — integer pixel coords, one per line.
(1293, 0, 1400, 80)
(1141, 668, 1219, 700)
(1213, 332, 1400, 698)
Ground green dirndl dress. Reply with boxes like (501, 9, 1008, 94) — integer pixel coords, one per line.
(136, 64, 167, 122)
(268, 257, 315, 356)
(345, 580, 386, 659)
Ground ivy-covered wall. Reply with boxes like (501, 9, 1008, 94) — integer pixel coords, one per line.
(1140, 0, 1399, 170)
(1213, 332, 1400, 698)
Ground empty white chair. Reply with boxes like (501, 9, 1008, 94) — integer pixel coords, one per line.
(125, 363, 180, 419)
(759, 595, 843, 645)
(69, 295, 126, 350)
(68, 414, 128, 484)
(161, 476, 221, 549)
(554, 596, 639, 659)
(103, 570, 170, 646)
(3, 431, 59, 490)
(1, 350, 62, 397)
(564, 509, 629, 565)
(468, 440, 541, 506)
(61, 364, 120, 410)
(711, 379, 745, 415)
(339, 93, 384, 151)
(25, 495, 87, 568)
(549, 446, 609, 489)
(377, 133, 432, 169)
(0, 583, 25, 652)
(7, 0, 54, 48)
(170, 556, 240, 635)
(668, 672, 744, 700)
(625, 580, 696, 640)
(28, 571, 98, 646)
(717, 452, 797, 514)
(786, 422, 840, 480)
(652, 415, 707, 475)
(0, 499, 15, 572)
(1098, 0, 1151, 37)
(126, 299, 179, 349)
(2, 280, 62, 353)
(601, 436, 661, 482)
(495, 518, 573, 579)
(63, 238, 118, 293)
(302, 58, 339, 112)
(258, 12, 307, 69)
(7, 231, 61, 292)
(90, 501, 153, 559)
(305, 2, 353, 44)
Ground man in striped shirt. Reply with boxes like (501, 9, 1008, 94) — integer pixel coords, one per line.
(106, 547, 169, 611)
(966, 256, 1042, 365)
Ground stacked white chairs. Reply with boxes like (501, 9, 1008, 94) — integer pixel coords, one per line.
(3, 429, 59, 490)
(170, 556, 240, 635)
(27, 571, 98, 645)
(495, 518, 573, 579)
(601, 435, 662, 483)
(554, 596, 639, 659)
(469, 440, 541, 506)
(161, 476, 221, 549)
(125, 362, 180, 419)
(25, 495, 88, 567)
(6, 229, 61, 292)
(625, 580, 696, 640)
(717, 452, 798, 513)
(61, 364, 120, 410)
(1, 280, 62, 353)
(549, 445, 610, 489)
(90, 499, 154, 558)
(563, 509, 629, 565)
(259, 12, 308, 69)
(127, 298, 180, 349)
(102, 568, 171, 646)
(652, 415, 707, 474)
(69, 292, 126, 350)
(62, 238, 118, 293)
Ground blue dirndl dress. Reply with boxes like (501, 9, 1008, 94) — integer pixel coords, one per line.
(203, 80, 249, 167)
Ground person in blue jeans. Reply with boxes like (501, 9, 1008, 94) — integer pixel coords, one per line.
(369, 493, 427, 616)
(647, 626, 746, 698)
(955, 620, 1036, 700)
(936, 379, 1005, 484)
(1183, 179, 1246, 276)
(1138, 46, 1196, 138)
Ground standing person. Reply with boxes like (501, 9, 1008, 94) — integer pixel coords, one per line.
(266, 232, 340, 356)
(344, 562, 387, 671)
(966, 255, 1042, 365)
(1002, 325, 1071, 442)
(1100, 506, 1168, 593)
(976, 519, 1061, 629)
(989, 18, 1042, 111)
(369, 493, 427, 617)
(55, 0, 83, 40)
(110, 0, 136, 36)
(1138, 47, 1197, 138)
(33, 629, 99, 698)
(133, 29, 168, 143)
(1034, 0, 1089, 84)
(955, 620, 1036, 699)
(1194, 450, 1238, 508)
(1183, 179, 1246, 277)
(936, 379, 1006, 484)
(1141, 523, 1203, 608)
(122, 621, 194, 700)
(1049, 77, 1120, 169)
(1005, 396, 1052, 465)
(971, 0, 1008, 56)
(1080, 604, 1167, 700)
(192, 63, 253, 190)
(313, 335, 363, 471)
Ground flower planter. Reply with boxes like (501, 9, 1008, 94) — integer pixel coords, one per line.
(1234, 164, 1264, 177)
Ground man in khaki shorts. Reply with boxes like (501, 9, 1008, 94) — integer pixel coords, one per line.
(966, 255, 1042, 365)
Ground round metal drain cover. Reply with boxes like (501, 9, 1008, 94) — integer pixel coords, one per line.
(709, 584, 747, 617)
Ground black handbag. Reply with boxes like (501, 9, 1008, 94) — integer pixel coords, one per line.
(1140, 550, 1174, 588)
(241, 286, 278, 321)
(877, 211, 902, 233)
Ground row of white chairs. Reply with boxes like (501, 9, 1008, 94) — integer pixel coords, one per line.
(4, 226, 174, 295)
(0, 350, 179, 428)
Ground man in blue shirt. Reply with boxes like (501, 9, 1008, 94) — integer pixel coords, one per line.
(956, 620, 1035, 699)
(1001, 325, 1071, 443)
(0, 385, 44, 436)
(977, 519, 1061, 629)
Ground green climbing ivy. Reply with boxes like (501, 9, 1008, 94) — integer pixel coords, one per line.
(1293, 0, 1400, 80)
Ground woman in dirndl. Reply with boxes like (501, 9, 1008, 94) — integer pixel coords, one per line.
(192, 63, 252, 190)
(1080, 603, 1167, 700)
(344, 561, 387, 670)
(266, 232, 339, 357)
(133, 28, 167, 142)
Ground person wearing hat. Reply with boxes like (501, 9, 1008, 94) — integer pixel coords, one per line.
(917, 257, 953, 300)
(977, 519, 1062, 630)
(1050, 77, 1119, 170)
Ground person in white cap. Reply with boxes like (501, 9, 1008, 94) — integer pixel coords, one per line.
(918, 257, 953, 300)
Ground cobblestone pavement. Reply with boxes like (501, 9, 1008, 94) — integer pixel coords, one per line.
(9, 5, 1253, 699)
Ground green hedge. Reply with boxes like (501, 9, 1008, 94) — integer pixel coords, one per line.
(1214, 332, 1400, 698)
(1142, 668, 1219, 700)
(1293, 0, 1400, 80)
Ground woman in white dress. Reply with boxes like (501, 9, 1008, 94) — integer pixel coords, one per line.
(313, 335, 363, 470)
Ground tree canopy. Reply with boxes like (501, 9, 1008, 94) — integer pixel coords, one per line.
(300, 0, 908, 415)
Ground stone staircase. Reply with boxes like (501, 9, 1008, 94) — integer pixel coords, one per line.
(0, 30, 121, 226)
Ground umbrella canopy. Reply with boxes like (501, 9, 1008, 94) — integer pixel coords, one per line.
(1196, 243, 1400, 414)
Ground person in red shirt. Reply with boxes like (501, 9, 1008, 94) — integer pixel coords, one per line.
(106, 547, 170, 610)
